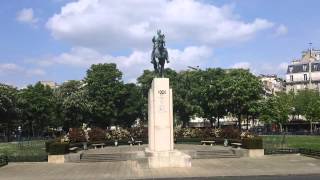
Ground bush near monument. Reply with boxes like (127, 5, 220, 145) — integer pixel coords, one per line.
(45, 140, 56, 153)
(48, 142, 69, 155)
(128, 127, 148, 139)
(242, 137, 263, 149)
(88, 127, 106, 142)
(68, 128, 87, 143)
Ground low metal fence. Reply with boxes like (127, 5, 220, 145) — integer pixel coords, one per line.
(0, 140, 48, 163)
(0, 155, 8, 167)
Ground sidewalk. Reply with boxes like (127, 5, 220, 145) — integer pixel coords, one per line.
(0, 154, 319, 180)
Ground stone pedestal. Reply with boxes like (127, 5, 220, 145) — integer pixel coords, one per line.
(145, 149, 191, 168)
(247, 149, 264, 158)
(146, 78, 191, 168)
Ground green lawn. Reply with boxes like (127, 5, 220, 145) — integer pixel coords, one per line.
(263, 135, 320, 150)
(0, 140, 47, 162)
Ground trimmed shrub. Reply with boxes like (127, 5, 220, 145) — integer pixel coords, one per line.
(242, 137, 263, 149)
(45, 140, 55, 153)
(68, 128, 87, 143)
(221, 127, 241, 139)
(174, 127, 224, 139)
(175, 137, 202, 144)
(106, 128, 130, 140)
(48, 142, 70, 155)
(88, 127, 106, 142)
(129, 127, 148, 139)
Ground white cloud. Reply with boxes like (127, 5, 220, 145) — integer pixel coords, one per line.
(36, 46, 213, 81)
(231, 62, 251, 69)
(46, 0, 274, 50)
(0, 63, 23, 72)
(230, 61, 288, 77)
(26, 69, 46, 76)
(275, 24, 288, 36)
(0, 63, 45, 77)
(254, 62, 288, 76)
(16, 8, 38, 25)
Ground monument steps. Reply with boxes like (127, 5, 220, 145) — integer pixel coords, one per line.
(80, 153, 128, 162)
(194, 150, 239, 159)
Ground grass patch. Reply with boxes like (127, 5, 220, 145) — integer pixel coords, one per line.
(0, 140, 47, 162)
(262, 135, 320, 150)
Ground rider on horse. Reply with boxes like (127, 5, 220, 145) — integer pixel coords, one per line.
(151, 30, 169, 77)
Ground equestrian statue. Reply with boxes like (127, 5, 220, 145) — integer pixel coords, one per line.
(151, 30, 169, 77)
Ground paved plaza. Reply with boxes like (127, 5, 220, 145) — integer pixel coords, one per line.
(0, 153, 320, 180)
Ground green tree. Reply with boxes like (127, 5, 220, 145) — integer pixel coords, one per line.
(62, 88, 91, 129)
(56, 80, 82, 98)
(137, 70, 156, 123)
(260, 92, 293, 132)
(116, 83, 143, 127)
(18, 82, 55, 136)
(54, 80, 86, 129)
(174, 70, 202, 127)
(294, 89, 320, 133)
(0, 84, 19, 141)
(247, 100, 263, 129)
(220, 69, 263, 130)
(197, 68, 226, 127)
(85, 63, 124, 127)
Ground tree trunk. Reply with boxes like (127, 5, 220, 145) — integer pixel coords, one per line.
(279, 123, 283, 133)
(237, 114, 242, 130)
(217, 117, 220, 128)
(6, 124, 10, 142)
(31, 122, 35, 137)
(246, 114, 249, 130)
(182, 120, 187, 128)
(209, 118, 214, 128)
(252, 116, 255, 127)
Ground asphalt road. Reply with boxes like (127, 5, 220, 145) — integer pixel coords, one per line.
(139, 174, 320, 180)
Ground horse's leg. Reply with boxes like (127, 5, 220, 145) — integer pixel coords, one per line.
(153, 61, 158, 74)
(160, 61, 164, 77)
(162, 65, 164, 77)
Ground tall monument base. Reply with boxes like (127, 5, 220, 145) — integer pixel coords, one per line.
(145, 149, 191, 168)
(147, 78, 191, 168)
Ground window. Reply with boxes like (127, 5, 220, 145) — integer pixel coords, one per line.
(304, 74, 308, 81)
(289, 66, 293, 73)
(303, 64, 307, 71)
(314, 64, 318, 71)
(290, 75, 293, 81)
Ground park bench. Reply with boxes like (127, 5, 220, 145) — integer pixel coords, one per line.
(231, 143, 242, 149)
(201, 140, 215, 146)
(128, 137, 143, 146)
(91, 143, 105, 149)
(69, 147, 79, 153)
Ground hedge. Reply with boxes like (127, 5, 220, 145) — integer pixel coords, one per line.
(242, 137, 263, 149)
(45, 140, 55, 153)
(0, 155, 8, 167)
(48, 142, 70, 155)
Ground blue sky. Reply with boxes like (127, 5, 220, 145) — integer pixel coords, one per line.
(0, 0, 319, 87)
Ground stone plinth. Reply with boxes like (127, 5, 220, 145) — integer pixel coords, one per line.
(147, 78, 191, 168)
(247, 149, 264, 158)
(48, 155, 65, 163)
(145, 149, 191, 168)
(148, 78, 173, 151)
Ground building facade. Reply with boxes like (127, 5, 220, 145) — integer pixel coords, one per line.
(40, 81, 59, 89)
(259, 74, 285, 96)
(286, 48, 320, 92)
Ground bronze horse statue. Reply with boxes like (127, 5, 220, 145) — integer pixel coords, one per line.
(151, 30, 169, 77)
